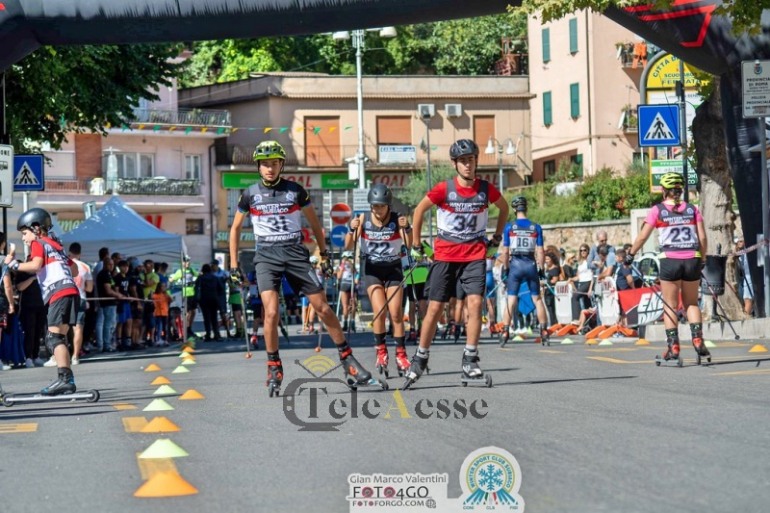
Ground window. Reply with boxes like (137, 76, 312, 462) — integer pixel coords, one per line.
(542, 28, 550, 63)
(543, 92, 553, 127)
(377, 117, 411, 145)
(186, 219, 204, 235)
(105, 152, 155, 179)
(185, 155, 202, 181)
(569, 18, 578, 54)
(474, 115, 495, 166)
(570, 83, 580, 119)
(544, 159, 556, 180)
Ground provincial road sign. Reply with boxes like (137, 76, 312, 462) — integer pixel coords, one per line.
(0, 144, 12, 207)
(330, 225, 348, 247)
(638, 104, 681, 147)
(13, 154, 45, 192)
(330, 203, 353, 225)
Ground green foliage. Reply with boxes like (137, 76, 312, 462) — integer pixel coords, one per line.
(179, 13, 526, 86)
(398, 164, 456, 207)
(7, 44, 182, 152)
(576, 167, 660, 221)
(507, 183, 583, 224)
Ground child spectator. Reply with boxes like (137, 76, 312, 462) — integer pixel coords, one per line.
(152, 282, 172, 346)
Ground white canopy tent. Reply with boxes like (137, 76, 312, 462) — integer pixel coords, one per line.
(60, 196, 186, 266)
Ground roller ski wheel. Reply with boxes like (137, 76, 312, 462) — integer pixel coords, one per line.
(341, 351, 388, 391)
(266, 360, 283, 398)
(375, 344, 390, 379)
(461, 374, 492, 388)
(401, 353, 429, 390)
(655, 343, 682, 367)
(499, 332, 509, 348)
(250, 334, 259, 350)
(2, 389, 100, 407)
(693, 338, 712, 366)
(395, 347, 410, 378)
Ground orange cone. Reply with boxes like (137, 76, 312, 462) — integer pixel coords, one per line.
(181, 345, 195, 353)
(144, 364, 161, 372)
(151, 376, 171, 386)
(141, 416, 181, 433)
(179, 389, 205, 400)
(134, 472, 198, 497)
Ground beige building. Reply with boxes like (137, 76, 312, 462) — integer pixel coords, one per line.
(178, 73, 533, 259)
(528, 11, 645, 181)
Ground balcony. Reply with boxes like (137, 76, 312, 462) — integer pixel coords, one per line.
(619, 106, 638, 134)
(129, 108, 231, 128)
(44, 177, 202, 196)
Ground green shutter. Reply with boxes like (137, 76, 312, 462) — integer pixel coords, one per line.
(543, 91, 552, 126)
(570, 83, 580, 119)
(542, 28, 550, 63)
(569, 18, 578, 54)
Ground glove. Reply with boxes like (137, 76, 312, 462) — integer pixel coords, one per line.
(230, 268, 244, 286)
(501, 268, 509, 282)
(8, 260, 20, 272)
(411, 247, 423, 259)
(537, 267, 545, 280)
(320, 250, 334, 278)
(487, 233, 502, 248)
(624, 252, 635, 266)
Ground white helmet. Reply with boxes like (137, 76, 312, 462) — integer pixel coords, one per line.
(342, 251, 354, 259)
(309, 256, 320, 264)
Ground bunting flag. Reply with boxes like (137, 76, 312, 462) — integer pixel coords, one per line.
(91, 119, 351, 136)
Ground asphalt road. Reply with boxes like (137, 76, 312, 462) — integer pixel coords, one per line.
(2, 329, 770, 513)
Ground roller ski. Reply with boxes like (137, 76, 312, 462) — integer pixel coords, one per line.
(692, 337, 712, 365)
(499, 326, 511, 348)
(655, 340, 683, 367)
(266, 359, 283, 398)
(375, 343, 390, 379)
(340, 349, 388, 390)
(1, 378, 100, 407)
(461, 351, 492, 387)
(453, 324, 465, 344)
(402, 352, 430, 390)
(537, 327, 551, 347)
(395, 346, 411, 378)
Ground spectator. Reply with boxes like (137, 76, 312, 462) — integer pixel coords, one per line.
(68, 242, 94, 363)
(614, 248, 636, 291)
(114, 260, 134, 350)
(562, 251, 577, 281)
(95, 258, 126, 352)
(587, 230, 616, 270)
(127, 258, 144, 347)
(594, 245, 614, 280)
(569, 244, 594, 314)
(195, 263, 224, 341)
(139, 259, 159, 343)
(543, 251, 564, 326)
(152, 282, 172, 346)
(92, 247, 110, 275)
(169, 257, 199, 340)
(734, 235, 754, 317)
(157, 262, 169, 287)
(0, 233, 15, 357)
(16, 264, 46, 368)
(211, 259, 230, 336)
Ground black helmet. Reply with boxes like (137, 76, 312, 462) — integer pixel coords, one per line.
(449, 139, 479, 160)
(511, 196, 527, 212)
(368, 184, 393, 206)
(17, 207, 52, 232)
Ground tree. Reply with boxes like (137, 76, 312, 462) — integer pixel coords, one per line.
(6, 44, 182, 152)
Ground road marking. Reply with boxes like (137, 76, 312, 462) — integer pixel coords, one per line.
(587, 356, 650, 364)
(136, 453, 179, 480)
(123, 417, 149, 433)
(539, 349, 563, 354)
(0, 423, 38, 433)
(713, 368, 770, 377)
(586, 347, 640, 353)
(113, 403, 138, 411)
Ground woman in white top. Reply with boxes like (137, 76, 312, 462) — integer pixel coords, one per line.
(569, 243, 594, 317)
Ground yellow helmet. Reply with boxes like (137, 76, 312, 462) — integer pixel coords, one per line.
(659, 172, 684, 190)
(253, 141, 286, 162)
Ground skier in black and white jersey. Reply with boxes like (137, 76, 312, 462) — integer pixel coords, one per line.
(346, 184, 412, 378)
(229, 141, 384, 395)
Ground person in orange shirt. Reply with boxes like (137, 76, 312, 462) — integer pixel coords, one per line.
(152, 282, 172, 346)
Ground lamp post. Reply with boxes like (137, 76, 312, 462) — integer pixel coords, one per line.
(484, 137, 517, 191)
(418, 104, 435, 244)
(332, 27, 397, 189)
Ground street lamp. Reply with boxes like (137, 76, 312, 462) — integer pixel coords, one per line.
(332, 27, 397, 189)
(484, 137, 517, 190)
(418, 104, 436, 245)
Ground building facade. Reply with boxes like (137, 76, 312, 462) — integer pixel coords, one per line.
(178, 73, 533, 260)
(528, 11, 646, 181)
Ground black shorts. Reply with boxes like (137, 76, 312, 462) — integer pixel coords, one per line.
(404, 283, 427, 304)
(425, 260, 486, 303)
(186, 297, 199, 311)
(48, 294, 79, 327)
(339, 280, 354, 293)
(659, 257, 701, 282)
(363, 262, 403, 290)
(254, 244, 324, 296)
(230, 302, 243, 312)
(143, 303, 156, 327)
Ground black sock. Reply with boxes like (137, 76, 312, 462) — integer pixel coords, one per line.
(394, 336, 406, 348)
(373, 333, 386, 345)
(267, 351, 280, 362)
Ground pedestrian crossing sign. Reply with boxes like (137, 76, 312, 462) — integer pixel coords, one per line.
(13, 154, 45, 192)
(638, 104, 681, 147)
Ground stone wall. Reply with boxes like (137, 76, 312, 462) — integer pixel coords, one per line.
(541, 219, 631, 254)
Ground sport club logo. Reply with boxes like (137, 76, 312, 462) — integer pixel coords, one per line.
(448, 192, 458, 200)
(460, 447, 524, 511)
(478, 192, 487, 201)
(286, 192, 295, 202)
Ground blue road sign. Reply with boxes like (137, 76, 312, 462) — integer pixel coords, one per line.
(638, 104, 681, 147)
(331, 225, 348, 247)
(13, 154, 45, 191)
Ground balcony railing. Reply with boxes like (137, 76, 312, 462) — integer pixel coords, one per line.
(43, 177, 202, 196)
(130, 108, 231, 127)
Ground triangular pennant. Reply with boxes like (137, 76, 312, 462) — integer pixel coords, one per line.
(279, 127, 289, 133)
(264, 127, 272, 133)
(313, 127, 322, 135)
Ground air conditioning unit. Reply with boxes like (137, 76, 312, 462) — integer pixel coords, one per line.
(445, 104, 463, 118)
(417, 104, 435, 120)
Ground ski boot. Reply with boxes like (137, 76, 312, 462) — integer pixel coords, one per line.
(402, 352, 430, 390)
(375, 343, 390, 379)
(655, 340, 683, 367)
(340, 348, 388, 390)
(692, 337, 712, 365)
(395, 346, 411, 378)
(266, 359, 283, 398)
(537, 326, 550, 347)
(41, 371, 77, 396)
(461, 351, 493, 387)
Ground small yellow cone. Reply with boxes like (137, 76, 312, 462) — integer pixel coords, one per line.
(143, 399, 175, 412)
(139, 439, 189, 459)
(586, 338, 599, 345)
(635, 338, 650, 346)
(179, 351, 192, 358)
(181, 358, 196, 366)
(180, 345, 195, 353)
(560, 338, 574, 345)
(144, 363, 161, 372)
(179, 389, 205, 400)
(151, 376, 171, 386)
(512, 335, 524, 341)
(749, 344, 768, 353)
(153, 385, 178, 395)
(172, 365, 190, 374)
(134, 472, 198, 497)
(598, 339, 613, 346)
(704, 340, 717, 349)
(141, 416, 181, 433)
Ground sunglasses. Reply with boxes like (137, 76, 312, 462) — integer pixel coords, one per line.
(580, 249, 588, 252)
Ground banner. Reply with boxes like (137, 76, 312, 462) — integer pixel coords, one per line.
(618, 286, 664, 327)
